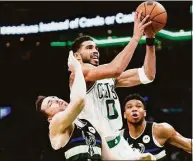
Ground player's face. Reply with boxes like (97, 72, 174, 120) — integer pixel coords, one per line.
(78, 40, 100, 66)
(124, 99, 146, 125)
(42, 96, 68, 118)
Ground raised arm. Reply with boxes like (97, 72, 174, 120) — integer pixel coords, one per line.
(82, 11, 151, 81)
(115, 33, 156, 87)
(49, 52, 86, 137)
(155, 123, 192, 154)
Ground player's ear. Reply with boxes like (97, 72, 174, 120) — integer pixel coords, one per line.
(74, 52, 82, 63)
(74, 52, 80, 58)
(144, 110, 147, 117)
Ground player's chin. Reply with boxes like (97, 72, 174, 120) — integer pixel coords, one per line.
(90, 60, 99, 66)
(131, 118, 141, 124)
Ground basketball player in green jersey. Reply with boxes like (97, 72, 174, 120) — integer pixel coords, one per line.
(69, 11, 156, 160)
(36, 53, 154, 161)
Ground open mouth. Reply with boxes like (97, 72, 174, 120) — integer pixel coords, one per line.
(92, 53, 99, 61)
(92, 56, 98, 61)
(132, 113, 139, 119)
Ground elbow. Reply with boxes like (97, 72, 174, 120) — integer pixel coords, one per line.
(113, 70, 122, 78)
(143, 66, 156, 82)
(148, 74, 155, 81)
(145, 68, 156, 81)
(108, 62, 122, 78)
(111, 66, 122, 77)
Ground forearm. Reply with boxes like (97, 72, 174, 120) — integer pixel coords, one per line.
(50, 68, 86, 130)
(70, 68, 86, 101)
(110, 36, 139, 74)
(167, 132, 192, 154)
(184, 138, 192, 153)
(143, 45, 156, 80)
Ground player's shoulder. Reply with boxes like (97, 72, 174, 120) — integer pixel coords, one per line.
(153, 122, 175, 138)
(153, 122, 173, 130)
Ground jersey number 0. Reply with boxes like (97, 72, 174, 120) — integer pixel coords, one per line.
(106, 99, 118, 119)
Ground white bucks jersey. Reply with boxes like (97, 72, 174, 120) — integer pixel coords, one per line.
(86, 78, 123, 135)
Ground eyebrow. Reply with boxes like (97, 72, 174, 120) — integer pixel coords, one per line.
(81, 43, 97, 48)
(126, 103, 142, 106)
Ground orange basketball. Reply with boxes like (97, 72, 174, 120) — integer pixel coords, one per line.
(136, 1, 167, 35)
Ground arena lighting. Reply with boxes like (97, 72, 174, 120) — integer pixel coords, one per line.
(161, 108, 183, 113)
(51, 42, 66, 47)
(0, 10, 192, 37)
(51, 36, 158, 47)
(157, 30, 192, 40)
(0, 106, 11, 119)
(0, 12, 135, 35)
(93, 36, 146, 46)
(50, 30, 192, 47)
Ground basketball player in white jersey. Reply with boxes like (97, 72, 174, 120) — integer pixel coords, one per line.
(69, 11, 156, 160)
(36, 53, 155, 161)
(36, 52, 119, 161)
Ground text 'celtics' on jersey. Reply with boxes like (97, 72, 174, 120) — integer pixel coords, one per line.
(86, 78, 123, 136)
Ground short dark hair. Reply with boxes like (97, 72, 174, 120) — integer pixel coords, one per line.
(123, 93, 147, 110)
(71, 35, 94, 53)
(35, 95, 48, 119)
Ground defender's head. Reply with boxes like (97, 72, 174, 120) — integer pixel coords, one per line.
(35, 95, 68, 122)
(123, 93, 146, 125)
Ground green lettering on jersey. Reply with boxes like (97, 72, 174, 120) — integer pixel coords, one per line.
(106, 99, 118, 119)
(110, 85, 118, 99)
(97, 83, 103, 99)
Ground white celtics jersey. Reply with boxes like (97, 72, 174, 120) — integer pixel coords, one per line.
(86, 78, 123, 136)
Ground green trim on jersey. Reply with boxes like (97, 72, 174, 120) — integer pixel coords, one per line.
(107, 135, 121, 148)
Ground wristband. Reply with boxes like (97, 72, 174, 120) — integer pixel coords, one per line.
(146, 38, 155, 46)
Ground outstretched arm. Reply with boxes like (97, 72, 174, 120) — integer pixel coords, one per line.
(81, 11, 151, 81)
(49, 53, 86, 137)
(115, 33, 156, 87)
(156, 123, 192, 154)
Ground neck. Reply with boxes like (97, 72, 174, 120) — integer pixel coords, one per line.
(127, 120, 146, 139)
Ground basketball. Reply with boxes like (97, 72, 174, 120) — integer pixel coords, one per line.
(136, 1, 167, 35)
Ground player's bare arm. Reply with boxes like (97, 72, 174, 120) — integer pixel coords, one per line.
(115, 31, 156, 88)
(77, 11, 151, 82)
(49, 53, 86, 150)
(153, 122, 192, 154)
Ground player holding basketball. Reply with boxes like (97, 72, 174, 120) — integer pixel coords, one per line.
(35, 53, 120, 161)
(69, 10, 156, 160)
(121, 93, 192, 160)
(36, 53, 155, 161)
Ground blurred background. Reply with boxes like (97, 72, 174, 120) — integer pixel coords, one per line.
(0, 1, 192, 161)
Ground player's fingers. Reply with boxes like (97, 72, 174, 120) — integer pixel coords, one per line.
(68, 50, 73, 61)
(68, 62, 73, 71)
(142, 21, 152, 29)
(69, 50, 73, 56)
(134, 12, 138, 22)
(68, 52, 71, 62)
(141, 15, 150, 25)
(137, 10, 143, 21)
